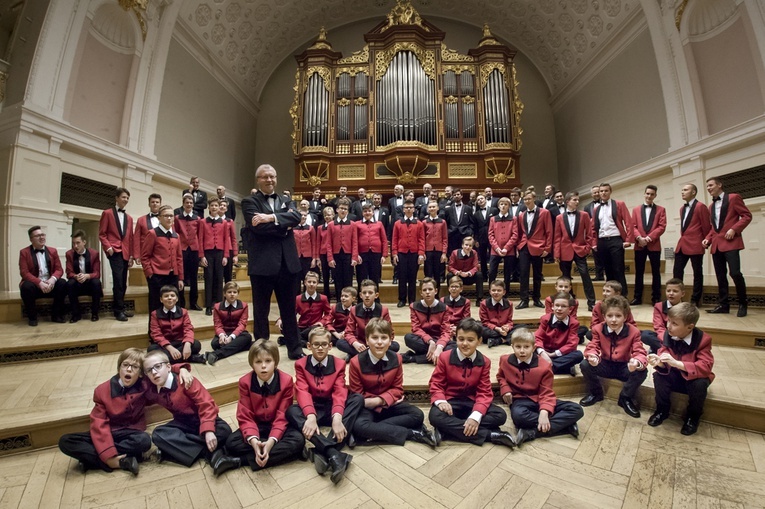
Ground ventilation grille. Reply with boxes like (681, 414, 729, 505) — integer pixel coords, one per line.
(60, 173, 117, 210)
(0, 345, 98, 364)
(718, 165, 765, 200)
(0, 434, 31, 452)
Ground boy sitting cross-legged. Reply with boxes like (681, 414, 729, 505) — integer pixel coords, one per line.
(535, 291, 584, 376)
(276, 271, 331, 348)
(338, 279, 399, 358)
(206, 281, 253, 365)
(642, 278, 685, 354)
(402, 277, 453, 365)
(441, 276, 472, 339)
(480, 280, 517, 348)
(148, 285, 205, 364)
(326, 286, 356, 345)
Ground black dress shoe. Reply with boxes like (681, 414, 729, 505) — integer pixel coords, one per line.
(397, 301, 406, 308)
(155, 449, 163, 463)
(347, 433, 356, 449)
(52, 316, 66, 324)
(489, 430, 516, 449)
(409, 426, 438, 448)
(115, 313, 128, 322)
(205, 308, 213, 316)
(737, 303, 748, 317)
(191, 304, 203, 311)
(210, 449, 241, 476)
(123, 310, 135, 318)
(568, 423, 579, 439)
(28, 319, 38, 327)
(487, 337, 501, 348)
(206, 352, 218, 366)
(288, 352, 306, 360)
(680, 417, 699, 436)
(588, 304, 594, 312)
(309, 449, 329, 475)
(648, 411, 669, 427)
(392, 278, 398, 284)
(706, 305, 729, 314)
(629, 298, 642, 306)
(618, 396, 641, 418)
(77, 461, 88, 473)
(516, 301, 529, 309)
(532, 300, 544, 308)
(70, 315, 81, 323)
(119, 456, 139, 476)
(190, 354, 207, 364)
(328, 451, 353, 484)
(277, 336, 286, 346)
(515, 428, 536, 447)
(579, 393, 604, 407)
(91, 314, 99, 322)
(401, 352, 415, 364)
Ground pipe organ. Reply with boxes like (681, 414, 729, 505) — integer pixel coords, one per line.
(291, 0, 523, 195)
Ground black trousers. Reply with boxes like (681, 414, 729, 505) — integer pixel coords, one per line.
(397, 252, 419, 304)
(211, 330, 253, 359)
(579, 358, 647, 400)
(592, 251, 605, 280)
(353, 402, 424, 445)
(225, 425, 304, 470)
(332, 252, 354, 302)
(447, 234, 464, 260)
(712, 249, 747, 306)
(633, 249, 661, 302)
(336, 339, 400, 358)
(518, 246, 543, 302)
(20, 279, 67, 320)
(66, 277, 103, 317)
(653, 369, 711, 421)
(481, 325, 519, 345)
(59, 428, 151, 471)
(203, 249, 224, 309)
(510, 399, 583, 435)
(559, 254, 597, 306)
(673, 251, 703, 304)
(597, 236, 628, 297)
(319, 254, 332, 299)
(403, 333, 456, 364)
(223, 256, 234, 283)
(147, 273, 179, 316)
(357, 252, 383, 288)
(250, 266, 303, 358)
(147, 339, 202, 364)
(428, 398, 507, 445)
(446, 271, 483, 301)
(298, 257, 314, 295)
(640, 330, 663, 354)
(107, 253, 129, 315)
(489, 254, 517, 287)
(549, 351, 584, 374)
(423, 250, 444, 290)
(476, 240, 490, 281)
(152, 416, 231, 467)
(179, 248, 200, 309)
(284, 394, 364, 454)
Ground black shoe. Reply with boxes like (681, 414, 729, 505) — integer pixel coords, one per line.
(569, 365, 578, 377)
(123, 310, 135, 318)
(205, 308, 213, 316)
(401, 352, 416, 364)
(347, 433, 357, 449)
(410, 426, 438, 449)
(737, 303, 748, 317)
(91, 314, 99, 322)
(680, 417, 699, 435)
(115, 313, 128, 322)
(191, 304, 203, 311)
(392, 278, 398, 284)
(69, 315, 81, 323)
(397, 301, 406, 308)
(190, 354, 207, 364)
(532, 300, 544, 308)
(309, 449, 329, 475)
(706, 305, 729, 314)
(28, 319, 38, 327)
(475, 300, 482, 307)
(288, 352, 306, 360)
(154, 449, 163, 463)
(516, 301, 529, 309)
(568, 423, 579, 439)
(579, 393, 604, 407)
(487, 337, 501, 348)
(593, 276, 605, 282)
(328, 452, 352, 484)
(210, 449, 241, 476)
(52, 316, 66, 324)
(206, 352, 218, 366)
(489, 430, 516, 449)
(119, 456, 139, 476)
(277, 336, 286, 346)
(648, 411, 669, 427)
(515, 428, 536, 447)
(77, 461, 88, 473)
(629, 298, 641, 306)
(618, 396, 641, 418)
(588, 304, 594, 312)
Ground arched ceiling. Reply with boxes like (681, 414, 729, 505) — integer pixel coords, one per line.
(176, 0, 638, 102)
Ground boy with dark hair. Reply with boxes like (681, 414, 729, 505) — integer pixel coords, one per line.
(199, 198, 230, 315)
(218, 200, 239, 284)
(133, 193, 162, 264)
(441, 276, 472, 338)
(487, 197, 518, 288)
(141, 204, 183, 317)
(175, 193, 202, 311)
(148, 285, 205, 364)
(403, 278, 452, 364)
(326, 198, 358, 301)
(98, 187, 134, 321)
(338, 280, 399, 358)
(206, 281, 253, 365)
(480, 280, 516, 348)
(642, 278, 685, 353)
(392, 199, 425, 307)
(276, 271, 332, 347)
(327, 286, 356, 344)
(354, 202, 388, 289)
(65, 230, 103, 323)
(423, 200, 448, 291)
(535, 291, 584, 375)
(447, 236, 484, 303)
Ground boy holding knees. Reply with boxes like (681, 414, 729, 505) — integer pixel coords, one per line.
(286, 328, 363, 483)
(480, 280, 516, 348)
(441, 276, 472, 338)
(327, 286, 356, 345)
(350, 318, 439, 447)
(207, 281, 253, 365)
(446, 236, 484, 304)
(403, 277, 453, 364)
(277, 271, 332, 348)
(428, 318, 516, 448)
(148, 285, 205, 364)
(224, 340, 306, 472)
(647, 303, 714, 435)
(544, 276, 588, 343)
(580, 296, 647, 418)
(642, 278, 685, 354)
(142, 350, 235, 474)
(339, 280, 399, 358)
(535, 292, 584, 376)
(497, 328, 584, 446)
(586, 280, 637, 341)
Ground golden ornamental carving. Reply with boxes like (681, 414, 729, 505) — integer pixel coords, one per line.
(308, 27, 333, 50)
(302, 146, 330, 154)
(444, 95, 458, 105)
(338, 45, 369, 65)
(337, 66, 367, 77)
(337, 98, 351, 107)
(675, 0, 689, 31)
(399, 172, 418, 184)
(375, 140, 437, 152)
(485, 157, 516, 184)
(381, 0, 428, 32)
(375, 43, 435, 80)
(478, 23, 501, 47)
(480, 62, 506, 88)
(440, 44, 474, 63)
(511, 63, 524, 151)
(463, 95, 475, 105)
(354, 97, 368, 106)
(299, 160, 330, 185)
(305, 66, 331, 91)
(118, 0, 147, 41)
(290, 70, 301, 155)
(442, 64, 475, 75)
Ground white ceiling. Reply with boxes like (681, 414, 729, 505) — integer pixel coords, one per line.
(177, 0, 638, 102)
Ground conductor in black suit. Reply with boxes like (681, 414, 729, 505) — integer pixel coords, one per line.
(242, 164, 304, 360)
(182, 176, 208, 218)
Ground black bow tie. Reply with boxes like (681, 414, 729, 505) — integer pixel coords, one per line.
(478, 208, 485, 212)
(259, 382, 271, 397)
(713, 196, 721, 202)
(150, 213, 158, 218)
(405, 219, 411, 224)
(365, 220, 373, 224)
(644, 204, 653, 209)
(567, 211, 577, 215)
(306, 296, 315, 304)
(461, 358, 473, 368)
(684, 203, 690, 208)
(208, 218, 221, 224)
(554, 320, 568, 331)
(363, 307, 374, 319)
(265, 194, 277, 200)
(117, 208, 125, 213)
(494, 303, 502, 311)
(33, 248, 45, 254)
(527, 210, 535, 215)
(498, 216, 507, 221)
(165, 231, 173, 238)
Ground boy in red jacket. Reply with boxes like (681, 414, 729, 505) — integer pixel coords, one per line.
(327, 286, 356, 345)
(141, 205, 184, 317)
(641, 278, 685, 354)
(326, 198, 358, 302)
(647, 303, 714, 435)
(206, 281, 253, 365)
(447, 236, 484, 303)
(392, 200, 425, 307)
(148, 285, 205, 364)
(423, 200, 448, 291)
(338, 280, 399, 358)
(294, 211, 318, 290)
(65, 230, 103, 323)
(276, 271, 332, 347)
(354, 202, 388, 289)
(497, 328, 583, 446)
(535, 292, 584, 375)
(487, 197, 518, 288)
(175, 193, 202, 311)
(428, 318, 515, 447)
(480, 280, 516, 348)
(402, 278, 453, 364)
(198, 198, 230, 315)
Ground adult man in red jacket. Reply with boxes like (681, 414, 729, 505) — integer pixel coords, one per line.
(591, 183, 633, 298)
(673, 183, 710, 307)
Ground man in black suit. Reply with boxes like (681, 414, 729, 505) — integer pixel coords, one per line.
(546, 191, 567, 263)
(308, 187, 327, 225)
(242, 164, 304, 360)
(183, 176, 207, 218)
(583, 184, 605, 280)
(216, 186, 236, 221)
(446, 188, 473, 255)
(472, 194, 492, 279)
(439, 186, 453, 209)
(351, 187, 371, 220)
(330, 186, 353, 211)
(415, 183, 432, 218)
(371, 193, 390, 233)
(484, 187, 500, 211)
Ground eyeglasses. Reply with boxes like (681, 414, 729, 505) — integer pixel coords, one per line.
(31, 233, 46, 238)
(310, 342, 331, 349)
(121, 362, 141, 371)
(147, 362, 168, 373)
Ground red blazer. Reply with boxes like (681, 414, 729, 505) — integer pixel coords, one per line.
(534, 314, 580, 355)
(236, 370, 293, 441)
(133, 214, 157, 261)
(544, 295, 579, 320)
(175, 213, 202, 251)
(149, 307, 195, 347)
(141, 228, 184, 280)
(488, 215, 517, 254)
(224, 218, 239, 257)
(592, 199, 633, 244)
(392, 218, 425, 256)
(496, 353, 557, 414)
(652, 301, 670, 338)
(675, 200, 710, 256)
(584, 323, 647, 365)
(590, 301, 636, 328)
(554, 211, 593, 261)
(295, 293, 331, 329)
(410, 300, 451, 347)
(631, 204, 666, 252)
(213, 300, 249, 337)
(325, 219, 358, 261)
(316, 223, 331, 256)
(655, 328, 715, 382)
(517, 207, 552, 256)
(144, 376, 219, 434)
(355, 220, 389, 256)
(429, 349, 493, 415)
(423, 217, 448, 253)
(198, 217, 231, 257)
(349, 351, 403, 411)
(705, 193, 752, 254)
(447, 249, 479, 276)
(294, 355, 348, 416)
(19, 245, 64, 287)
(65, 248, 101, 280)
(479, 298, 513, 330)
(344, 303, 394, 347)
(326, 303, 351, 333)
(99, 207, 134, 260)
(293, 225, 317, 259)
(441, 295, 471, 327)
(90, 376, 147, 463)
